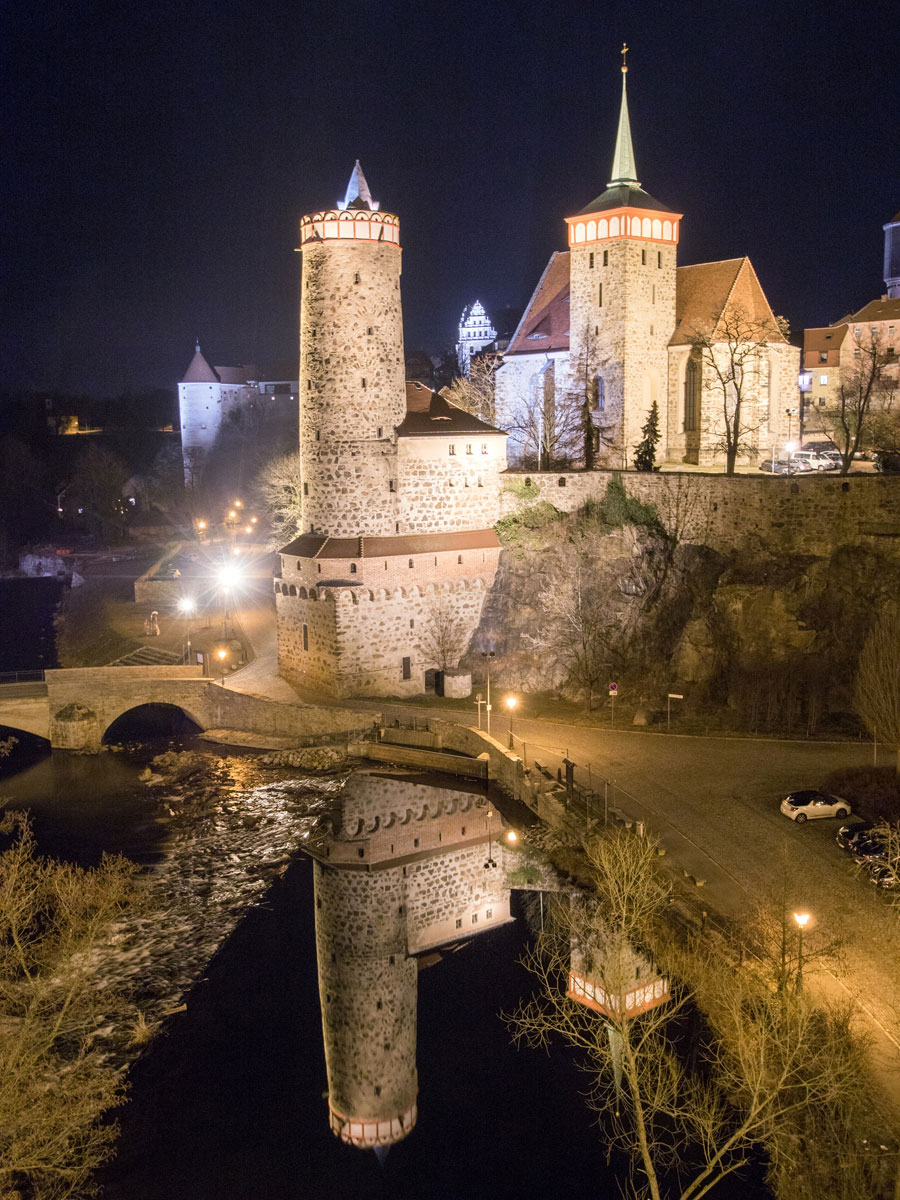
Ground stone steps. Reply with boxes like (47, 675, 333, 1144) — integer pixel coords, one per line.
(110, 646, 184, 667)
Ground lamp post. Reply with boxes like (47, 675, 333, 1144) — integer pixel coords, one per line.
(177, 597, 196, 664)
(794, 911, 810, 992)
(217, 647, 228, 685)
(506, 695, 517, 749)
(484, 808, 497, 870)
(481, 650, 494, 737)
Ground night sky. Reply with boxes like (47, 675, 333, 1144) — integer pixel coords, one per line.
(3, 0, 897, 396)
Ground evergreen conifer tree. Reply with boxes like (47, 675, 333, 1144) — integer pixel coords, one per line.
(633, 400, 660, 472)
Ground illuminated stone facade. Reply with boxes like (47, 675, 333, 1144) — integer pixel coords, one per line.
(277, 164, 507, 697)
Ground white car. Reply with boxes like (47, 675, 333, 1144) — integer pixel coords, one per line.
(780, 789, 851, 824)
(791, 450, 838, 472)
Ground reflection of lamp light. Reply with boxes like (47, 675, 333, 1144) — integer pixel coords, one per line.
(794, 912, 810, 992)
(250, 516, 258, 524)
(234, 499, 243, 508)
(244, 525, 252, 534)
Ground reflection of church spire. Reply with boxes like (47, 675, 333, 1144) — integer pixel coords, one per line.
(608, 43, 640, 188)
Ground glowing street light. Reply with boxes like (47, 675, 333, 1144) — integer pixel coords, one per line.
(250, 516, 258, 525)
(216, 647, 228, 684)
(244, 525, 252, 534)
(794, 911, 810, 992)
(506, 695, 517, 748)
(505, 829, 518, 844)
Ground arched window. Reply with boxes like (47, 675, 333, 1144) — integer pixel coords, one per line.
(642, 217, 651, 238)
(350, 562, 357, 574)
(575, 223, 585, 243)
(610, 217, 620, 237)
(663, 220, 672, 240)
(684, 358, 700, 432)
(652, 218, 662, 239)
(598, 219, 608, 239)
(587, 219, 596, 240)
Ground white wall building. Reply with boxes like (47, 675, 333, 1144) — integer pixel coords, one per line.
(456, 300, 497, 376)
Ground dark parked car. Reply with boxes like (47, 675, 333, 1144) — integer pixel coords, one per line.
(836, 821, 877, 851)
(866, 861, 898, 890)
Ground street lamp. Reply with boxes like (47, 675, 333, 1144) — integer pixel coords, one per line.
(177, 597, 196, 663)
(506, 695, 517, 748)
(794, 911, 810, 992)
(216, 647, 228, 684)
(480, 650, 494, 736)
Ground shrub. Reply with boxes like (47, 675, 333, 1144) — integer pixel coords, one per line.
(503, 477, 541, 502)
(495, 501, 565, 549)
(601, 474, 662, 531)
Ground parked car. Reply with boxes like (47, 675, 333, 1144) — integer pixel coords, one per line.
(836, 820, 876, 851)
(760, 459, 796, 474)
(792, 450, 838, 472)
(780, 790, 851, 823)
(866, 861, 898, 890)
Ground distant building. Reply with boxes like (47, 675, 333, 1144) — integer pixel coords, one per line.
(801, 217, 900, 431)
(456, 300, 497, 376)
(177, 343, 297, 482)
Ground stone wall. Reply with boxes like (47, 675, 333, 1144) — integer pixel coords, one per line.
(299, 236, 407, 537)
(499, 469, 900, 560)
(277, 564, 499, 698)
(397, 434, 505, 532)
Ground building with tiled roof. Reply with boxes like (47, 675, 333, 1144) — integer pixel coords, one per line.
(276, 165, 507, 700)
(177, 342, 297, 480)
(496, 56, 799, 468)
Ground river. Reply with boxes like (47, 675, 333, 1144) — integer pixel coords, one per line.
(1, 739, 633, 1199)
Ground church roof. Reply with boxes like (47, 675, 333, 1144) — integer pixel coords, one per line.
(840, 297, 900, 324)
(397, 381, 506, 437)
(503, 252, 571, 357)
(670, 257, 787, 346)
(280, 528, 500, 559)
(338, 160, 379, 212)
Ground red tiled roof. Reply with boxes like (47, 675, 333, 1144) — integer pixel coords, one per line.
(802, 324, 848, 367)
(504, 252, 571, 357)
(670, 257, 786, 346)
(280, 529, 500, 558)
(841, 298, 900, 324)
(398, 381, 505, 436)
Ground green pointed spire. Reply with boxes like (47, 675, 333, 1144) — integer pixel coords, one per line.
(608, 44, 640, 188)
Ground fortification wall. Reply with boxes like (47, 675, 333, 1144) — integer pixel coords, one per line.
(397, 435, 505, 532)
(500, 470, 900, 560)
(278, 572, 496, 698)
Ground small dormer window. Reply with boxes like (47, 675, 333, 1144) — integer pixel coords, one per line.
(526, 332, 547, 340)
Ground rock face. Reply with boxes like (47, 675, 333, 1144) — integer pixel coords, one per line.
(465, 493, 900, 734)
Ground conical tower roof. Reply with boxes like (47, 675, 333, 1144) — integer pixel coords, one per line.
(338, 161, 379, 211)
(181, 341, 219, 383)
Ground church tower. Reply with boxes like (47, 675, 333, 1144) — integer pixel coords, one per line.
(298, 162, 407, 537)
(565, 49, 682, 466)
(884, 209, 900, 300)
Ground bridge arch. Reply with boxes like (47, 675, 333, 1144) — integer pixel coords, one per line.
(102, 702, 205, 744)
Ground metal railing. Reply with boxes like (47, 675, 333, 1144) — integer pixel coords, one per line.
(0, 670, 46, 685)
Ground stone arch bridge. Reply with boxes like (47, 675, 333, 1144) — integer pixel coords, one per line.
(0, 666, 369, 753)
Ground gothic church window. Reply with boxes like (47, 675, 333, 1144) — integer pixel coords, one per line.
(684, 358, 700, 431)
(350, 563, 357, 573)
(302, 624, 308, 650)
(402, 657, 411, 680)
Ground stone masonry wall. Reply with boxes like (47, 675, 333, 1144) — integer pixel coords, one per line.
(299, 237, 407, 537)
(397, 434, 505, 532)
(569, 239, 676, 467)
(500, 470, 900, 560)
(314, 861, 418, 1138)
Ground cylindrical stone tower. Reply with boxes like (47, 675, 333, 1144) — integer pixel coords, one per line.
(298, 162, 407, 537)
(314, 859, 418, 1150)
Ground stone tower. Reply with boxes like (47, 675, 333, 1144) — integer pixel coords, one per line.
(298, 162, 407, 537)
(565, 49, 682, 466)
(884, 209, 900, 300)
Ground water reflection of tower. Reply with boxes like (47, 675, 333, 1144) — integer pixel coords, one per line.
(309, 774, 513, 1152)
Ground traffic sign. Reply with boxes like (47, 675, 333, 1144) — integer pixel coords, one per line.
(608, 682, 618, 696)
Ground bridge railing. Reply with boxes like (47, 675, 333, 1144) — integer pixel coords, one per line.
(0, 670, 46, 685)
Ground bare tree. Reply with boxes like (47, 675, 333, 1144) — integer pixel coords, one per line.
(824, 330, 898, 474)
(510, 367, 582, 470)
(854, 604, 900, 775)
(689, 305, 778, 475)
(507, 829, 888, 1200)
(252, 450, 304, 549)
(0, 813, 141, 1199)
(417, 592, 473, 672)
(541, 557, 616, 709)
(440, 355, 500, 426)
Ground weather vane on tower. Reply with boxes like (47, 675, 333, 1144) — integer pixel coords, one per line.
(621, 42, 629, 73)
